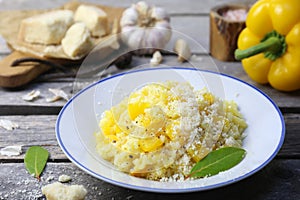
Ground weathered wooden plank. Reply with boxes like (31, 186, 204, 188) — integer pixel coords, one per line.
(0, 0, 257, 14)
(0, 116, 66, 160)
(169, 16, 210, 53)
(0, 81, 72, 106)
(0, 159, 299, 200)
(0, 55, 299, 110)
(0, 82, 69, 114)
(281, 114, 300, 158)
(0, 114, 299, 161)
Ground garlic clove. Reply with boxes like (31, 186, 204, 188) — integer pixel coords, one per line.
(144, 28, 168, 48)
(127, 28, 146, 49)
(144, 28, 157, 47)
(174, 39, 191, 62)
(151, 7, 170, 22)
(150, 51, 163, 66)
(153, 23, 172, 43)
(135, 1, 150, 16)
(120, 8, 139, 27)
(120, 26, 138, 49)
(154, 21, 171, 29)
(121, 26, 137, 39)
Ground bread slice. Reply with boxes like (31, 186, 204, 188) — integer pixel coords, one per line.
(18, 10, 74, 45)
(61, 22, 93, 57)
(74, 5, 108, 37)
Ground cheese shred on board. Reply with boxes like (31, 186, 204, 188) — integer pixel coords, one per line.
(95, 81, 247, 181)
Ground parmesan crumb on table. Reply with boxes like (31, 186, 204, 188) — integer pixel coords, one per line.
(46, 88, 69, 102)
(21, 90, 41, 101)
(0, 145, 22, 156)
(46, 175, 55, 182)
(58, 174, 72, 183)
(42, 182, 87, 200)
(0, 119, 19, 130)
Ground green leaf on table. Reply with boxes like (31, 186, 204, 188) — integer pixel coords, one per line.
(24, 146, 49, 180)
(188, 147, 246, 179)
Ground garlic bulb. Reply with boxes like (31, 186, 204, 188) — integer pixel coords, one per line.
(120, 1, 172, 54)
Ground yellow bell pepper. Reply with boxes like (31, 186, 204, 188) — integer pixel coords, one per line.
(235, 0, 300, 91)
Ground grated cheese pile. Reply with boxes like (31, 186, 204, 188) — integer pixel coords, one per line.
(95, 81, 247, 181)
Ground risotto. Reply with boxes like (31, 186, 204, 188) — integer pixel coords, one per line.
(95, 81, 247, 181)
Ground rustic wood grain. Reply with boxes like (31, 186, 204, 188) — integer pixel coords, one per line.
(0, 114, 299, 161)
(0, 159, 299, 200)
(0, 55, 299, 110)
(281, 114, 300, 158)
(0, 115, 66, 160)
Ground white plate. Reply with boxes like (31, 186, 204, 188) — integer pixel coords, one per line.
(56, 67, 285, 193)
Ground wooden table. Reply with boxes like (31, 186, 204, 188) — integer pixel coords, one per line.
(0, 0, 299, 199)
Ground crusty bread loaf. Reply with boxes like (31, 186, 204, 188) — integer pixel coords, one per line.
(61, 22, 93, 57)
(18, 10, 74, 45)
(74, 5, 108, 37)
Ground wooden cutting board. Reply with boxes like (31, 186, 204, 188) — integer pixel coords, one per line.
(0, 1, 124, 88)
(0, 52, 51, 88)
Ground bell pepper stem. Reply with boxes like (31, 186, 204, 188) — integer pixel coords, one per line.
(235, 30, 286, 61)
(235, 37, 282, 60)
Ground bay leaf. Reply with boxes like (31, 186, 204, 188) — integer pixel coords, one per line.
(188, 147, 246, 179)
(24, 146, 49, 180)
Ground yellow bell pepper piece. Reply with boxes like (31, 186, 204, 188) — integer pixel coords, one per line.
(138, 137, 163, 152)
(187, 144, 211, 163)
(235, 0, 300, 91)
(165, 120, 180, 140)
(128, 93, 150, 120)
(100, 110, 122, 136)
(203, 92, 215, 105)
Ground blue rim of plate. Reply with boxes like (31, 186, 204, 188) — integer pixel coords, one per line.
(56, 67, 285, 193)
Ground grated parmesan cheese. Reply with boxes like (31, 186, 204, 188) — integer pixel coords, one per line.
(0, 145, 22, 156)
(42, 182, 87, 200)
(0, 119, 19, 130)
